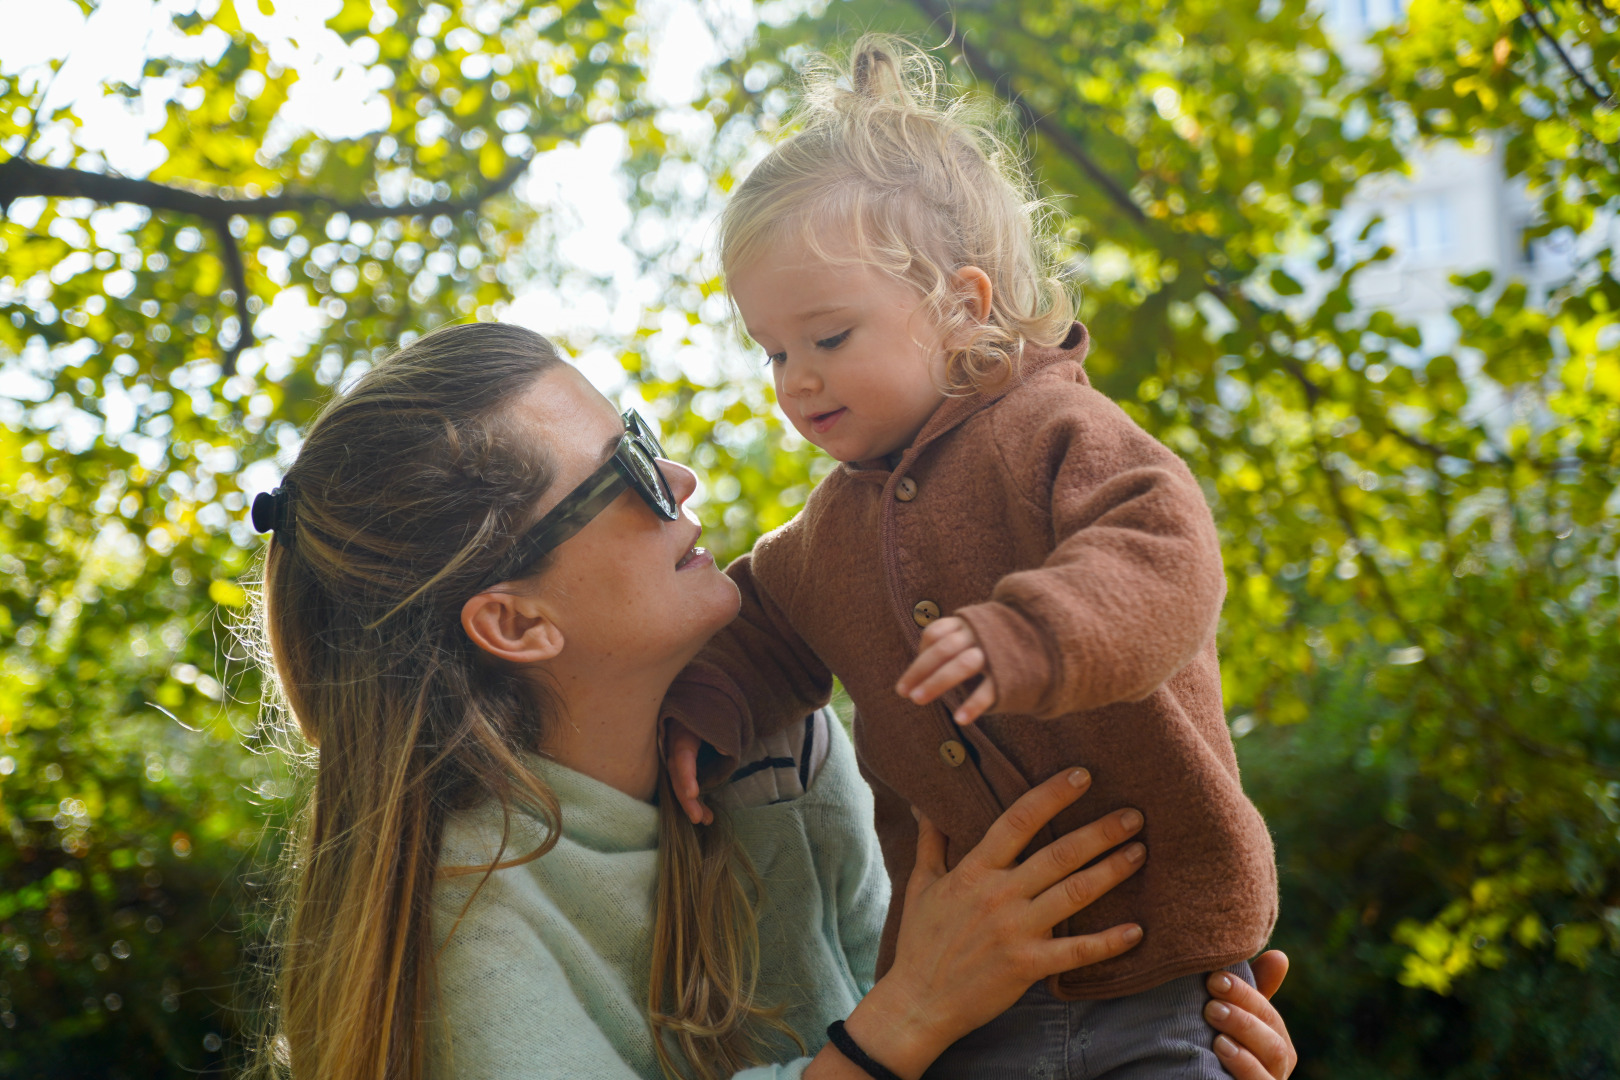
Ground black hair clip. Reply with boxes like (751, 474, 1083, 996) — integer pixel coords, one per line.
(251, 486, 294, 537)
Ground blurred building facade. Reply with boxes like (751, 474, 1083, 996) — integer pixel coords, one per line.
(1319, 0, 1592, 348)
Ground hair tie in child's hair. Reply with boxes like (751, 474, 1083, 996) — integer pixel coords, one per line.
(852, 46, 890, 96)
(251, 485, 294, 540)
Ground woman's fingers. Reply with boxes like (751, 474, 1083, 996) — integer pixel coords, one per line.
(905, 812, 949, 905)
(961, 767, 1092, 871)
(1016, 808, 1144, 896)
(952, 676, 997, 725)
(1250, 950, 1289, 999)
(1027, 837, 1147, 929)
(1029, 921, 1144, 977)
(1206, 969, 1296, 1079)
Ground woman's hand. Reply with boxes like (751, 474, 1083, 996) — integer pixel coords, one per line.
(820, 766, 1146, 1080)
(1207, 951, 1297, 1079)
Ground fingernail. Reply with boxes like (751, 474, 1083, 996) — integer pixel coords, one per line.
(955, 710, 970, 724)
(912, 690, 926, 703)
(1123, 925, 1143, 943)
(1068, 768, 1090, 787)
(1124, 842, 1146, 863)
(911, 806, 921, 820)
(1214, 1035, 1238, 1058)
(1120, 808, 1143, 831)
(1207, 1001, 1230, 1021)
(1211, 973, 1232, 993)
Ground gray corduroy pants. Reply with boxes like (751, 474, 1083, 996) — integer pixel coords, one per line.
(923, 962, 1257, 1080)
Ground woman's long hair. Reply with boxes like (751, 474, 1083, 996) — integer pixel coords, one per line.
(247, 322, 787, 1080)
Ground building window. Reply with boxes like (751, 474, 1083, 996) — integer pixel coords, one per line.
(1403, 196, 1453, 259)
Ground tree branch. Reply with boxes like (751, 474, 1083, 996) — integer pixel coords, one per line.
(0, 155, 532, 222)
(212, 219, 255, 377)
(1307, 417, 1619, 778)
(0, 154, 531, 373)
(1520, 0, 1616, 105)
(902, 0, 1147, 224)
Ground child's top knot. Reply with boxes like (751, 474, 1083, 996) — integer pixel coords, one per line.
(842, 34, 927, 111)
(720, 33, 1077, 394)
(851, 44, 899, 101)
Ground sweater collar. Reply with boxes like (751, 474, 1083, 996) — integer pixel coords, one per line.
(521, 752, 661, 854)
(847, 321, 1091, 475)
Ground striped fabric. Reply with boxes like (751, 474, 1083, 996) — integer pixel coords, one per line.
(725, 708, 834, 808)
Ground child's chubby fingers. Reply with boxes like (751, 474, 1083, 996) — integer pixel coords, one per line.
(895, 617, 978, 699)
(952, 675, 997, 725)
(905, 645, 986, 707)
(662, 724, 713, 826)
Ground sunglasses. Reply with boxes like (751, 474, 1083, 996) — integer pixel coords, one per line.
(479, 409, 678, 589)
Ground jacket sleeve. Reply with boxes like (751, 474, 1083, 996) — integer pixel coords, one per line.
(661, 534, 834, 771)
(954, 385, 1226, 718)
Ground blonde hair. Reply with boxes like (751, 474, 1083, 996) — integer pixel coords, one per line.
(720, 34, 1076, 393)
(247, 322, 791, 1080)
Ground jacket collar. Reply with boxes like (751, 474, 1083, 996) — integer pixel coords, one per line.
(847, 322, 1091, 475)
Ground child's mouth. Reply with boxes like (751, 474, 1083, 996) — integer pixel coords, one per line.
(808, 407, 847, 434)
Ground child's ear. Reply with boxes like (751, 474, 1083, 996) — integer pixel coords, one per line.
(953, 266, 993, 323)
(461, 587, 566, 665)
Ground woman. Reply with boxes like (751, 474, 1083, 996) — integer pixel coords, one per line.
(252, 323, 1295, 1080)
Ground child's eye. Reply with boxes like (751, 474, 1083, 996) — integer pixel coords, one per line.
(763, 350, 786, 367)
(816, 330, 851, 350)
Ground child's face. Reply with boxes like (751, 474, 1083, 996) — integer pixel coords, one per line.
(730, 237, 950, 463)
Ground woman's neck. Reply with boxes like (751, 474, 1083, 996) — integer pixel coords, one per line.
(534, 666, 667, 803)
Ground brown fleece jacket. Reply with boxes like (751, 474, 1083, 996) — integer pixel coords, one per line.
(663, 323, 1277, 1000)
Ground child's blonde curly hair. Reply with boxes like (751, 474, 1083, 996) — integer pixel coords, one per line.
(719, 33, 1076, 394)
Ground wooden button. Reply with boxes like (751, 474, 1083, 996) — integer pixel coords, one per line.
(895, 476, 918, 502)
(939, 740, 967, 767)
(912, 600, 940, 627)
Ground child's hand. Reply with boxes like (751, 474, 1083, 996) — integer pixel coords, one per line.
(896, 616, 998, 725)
(662, 719, 714, 826)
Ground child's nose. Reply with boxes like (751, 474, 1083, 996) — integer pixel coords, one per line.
(778, 353, 821, 397)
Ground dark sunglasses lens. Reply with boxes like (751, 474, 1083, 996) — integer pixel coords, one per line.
(627, 411, 664, 457)
(624, 442, 677, 518)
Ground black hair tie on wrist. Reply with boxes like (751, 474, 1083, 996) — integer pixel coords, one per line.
(825, 1020, 903, 1080)
(251, 486, 294, 539)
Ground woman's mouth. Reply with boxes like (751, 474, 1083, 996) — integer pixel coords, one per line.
(676, 542, 713, 571)
(808, 407, 847, 434)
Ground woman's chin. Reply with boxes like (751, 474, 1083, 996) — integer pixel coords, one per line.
(691, 571, 742, 638)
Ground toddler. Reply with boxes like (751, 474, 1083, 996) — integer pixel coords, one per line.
(663, 36, 1277, 1078)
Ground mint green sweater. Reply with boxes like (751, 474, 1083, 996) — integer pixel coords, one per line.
(428, 717, 888, 1079)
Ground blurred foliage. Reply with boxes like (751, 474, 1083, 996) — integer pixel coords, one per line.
(0, 0, 1616, 1075)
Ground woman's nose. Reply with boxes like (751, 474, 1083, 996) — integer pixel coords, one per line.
(659, 459, 699, 506)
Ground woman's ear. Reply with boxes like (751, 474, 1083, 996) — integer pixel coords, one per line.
(953, 266, 993, 323)
(461, 587, 566, 665)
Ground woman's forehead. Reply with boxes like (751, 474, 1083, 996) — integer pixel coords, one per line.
(510, 365, 623, 500)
